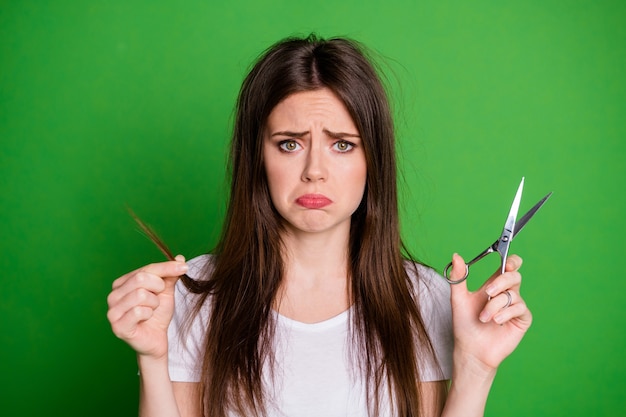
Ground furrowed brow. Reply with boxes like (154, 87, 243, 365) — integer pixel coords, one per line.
(270, 131, 309, 138)
(323, 129, 361, 139)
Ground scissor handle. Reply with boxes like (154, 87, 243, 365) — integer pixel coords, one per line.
(443, 244, 497, 284)
(443, 262, 469, 284)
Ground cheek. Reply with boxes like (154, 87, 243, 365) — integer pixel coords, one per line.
(262, 149, 279, 188)
(343, 161, 367, 202)
(263, 160, 290, 203)
(348, 159, 367, 187)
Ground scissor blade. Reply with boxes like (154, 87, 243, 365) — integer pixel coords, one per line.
(503, 177, 525, 234)
(512, 191, 553, 239)
(494, 178, 525, 273)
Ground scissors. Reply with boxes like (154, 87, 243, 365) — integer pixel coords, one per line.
(444, 177, 552, 285)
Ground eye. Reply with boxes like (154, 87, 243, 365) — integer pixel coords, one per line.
(278, 140, 301, 152)
(333, 140, 355, 153)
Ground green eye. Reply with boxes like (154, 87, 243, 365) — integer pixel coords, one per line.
(334, 141, 354, 152)
(279, 140, 299, 152)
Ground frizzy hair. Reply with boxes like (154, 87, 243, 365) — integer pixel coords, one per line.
(180, 34, 442, 417)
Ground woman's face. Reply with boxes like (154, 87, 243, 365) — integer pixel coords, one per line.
(263, 88, 367, 237)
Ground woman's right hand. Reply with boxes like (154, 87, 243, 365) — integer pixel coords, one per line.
(107, 256, 188, 360)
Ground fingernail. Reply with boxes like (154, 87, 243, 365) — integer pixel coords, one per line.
(494, 314, 503, 324)
(177, 263, 188, 273)
(479, 311, 489, 323)
(485, 285, 496, 297)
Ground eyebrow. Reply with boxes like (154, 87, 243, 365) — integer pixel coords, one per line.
(270, 129, 360, 139)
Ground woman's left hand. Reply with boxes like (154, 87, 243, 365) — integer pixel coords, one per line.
(448, 253, 532, 371)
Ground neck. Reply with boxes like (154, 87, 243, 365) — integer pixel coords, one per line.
(275, 223, 352, 323)
(281, 223, 350, 281)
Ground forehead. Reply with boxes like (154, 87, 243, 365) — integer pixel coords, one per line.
(266, 88, 357, 131)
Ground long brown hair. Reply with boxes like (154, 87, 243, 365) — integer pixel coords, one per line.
(183, 34, 441, 417)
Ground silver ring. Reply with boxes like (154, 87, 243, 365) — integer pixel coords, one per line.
(502, 290, 512, 309)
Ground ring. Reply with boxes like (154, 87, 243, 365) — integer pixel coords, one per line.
(502, 290, 512, 309)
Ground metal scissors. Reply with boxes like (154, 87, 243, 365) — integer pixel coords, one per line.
(444, 177, 552, 284)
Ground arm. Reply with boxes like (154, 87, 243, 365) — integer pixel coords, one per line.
(441, 254, 532, 416)
(138, 355, 183, 417)
(107, 256, 191, 417)
(139, 369, 202, 417)
(441, 353, 495, 416)
(420, 381, 449, 416)
(172, 382, 203, 417)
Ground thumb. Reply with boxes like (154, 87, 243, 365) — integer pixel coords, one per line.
(163, 254, 187, 292)
(448, 253, 469, 300)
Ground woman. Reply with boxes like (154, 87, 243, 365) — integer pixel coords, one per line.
(107, 35, 531, 417)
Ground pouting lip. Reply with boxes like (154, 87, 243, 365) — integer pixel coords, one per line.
(295, 194, 333, 209)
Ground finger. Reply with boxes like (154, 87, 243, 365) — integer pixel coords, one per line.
(480, 268, 504, 292)
(109, 259, 188, 308)
(107, 286, 161, 324)
(493, 298, 532, 328)
(110, 305, 156, 340)
(478, 255, 524, 295)
(108, 270, 167, 307)
(504, 254, 523, 272)
(112, 259, 188, 290)
(484, 270, 522, 298)
(162, 254, 189, 293)
(137, 259, 188, 280)
(479, 290, 518, 323)
(448, 253, 469, 301)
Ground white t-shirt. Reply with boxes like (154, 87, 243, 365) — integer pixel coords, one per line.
(168, 255, 453, 416)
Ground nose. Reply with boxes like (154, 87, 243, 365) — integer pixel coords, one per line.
(301, 143, 327, 182)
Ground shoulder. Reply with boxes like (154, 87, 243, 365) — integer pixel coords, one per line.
(173, 254, 215, 308)
(186, 254, 215, 280)
(404, 260, 454, 380)
(404, 260, 450, 309)
(176, 253, 214, 287)
(168, 254, 214, 382)
(170, 254, 214, 346)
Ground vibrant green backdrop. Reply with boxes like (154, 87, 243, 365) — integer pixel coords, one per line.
(1, 1, 624, 416)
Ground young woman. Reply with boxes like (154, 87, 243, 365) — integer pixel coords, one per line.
(107, 35, 531, 417)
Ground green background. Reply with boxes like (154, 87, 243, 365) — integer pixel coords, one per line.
(1, 1, 624, 415)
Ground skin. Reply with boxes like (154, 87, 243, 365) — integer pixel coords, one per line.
(263, 88, 367, 238)
(106, 89, 532, 417)
(263, 88, 366, 323)
(442, 253, 531, 416)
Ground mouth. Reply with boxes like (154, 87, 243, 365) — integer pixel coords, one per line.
(295, 194, 333, 209)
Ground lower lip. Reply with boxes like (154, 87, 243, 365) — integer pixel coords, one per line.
(296, 195, 332, 209)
